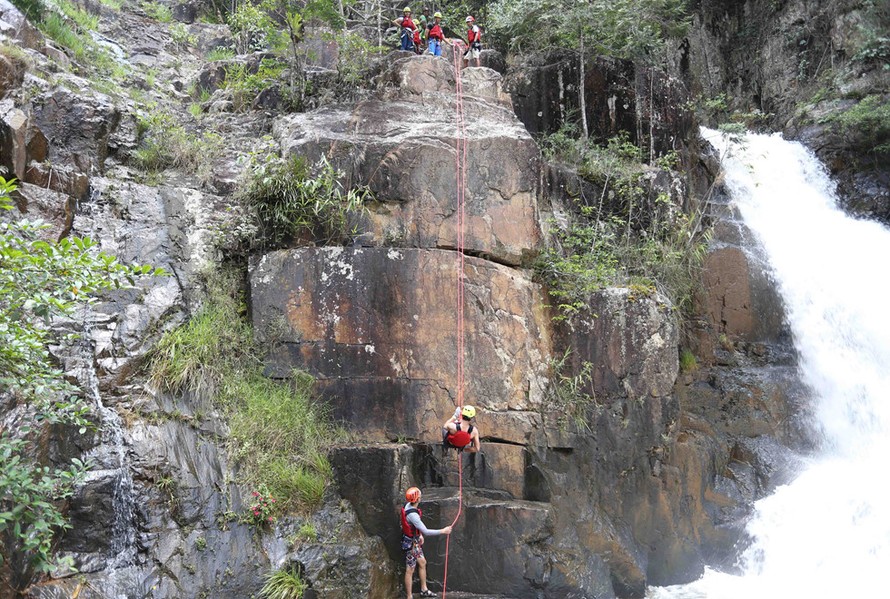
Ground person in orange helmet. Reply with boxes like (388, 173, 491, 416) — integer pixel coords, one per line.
(400, 486, 452, 598)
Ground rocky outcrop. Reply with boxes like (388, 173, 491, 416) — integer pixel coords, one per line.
(250, 247, 552, 441)
(505, 53, 695, 159)
(273, 56, 543, 267)
(685, 0, 890, 222)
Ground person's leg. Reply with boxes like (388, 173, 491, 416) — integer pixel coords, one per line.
(417, 554, 428, 591)
(405, 564, 415, 598)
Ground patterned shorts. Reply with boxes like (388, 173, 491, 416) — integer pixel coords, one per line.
(403, 536, 424, 569)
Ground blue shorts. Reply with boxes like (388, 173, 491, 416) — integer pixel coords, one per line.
(428, 39, 442, 56)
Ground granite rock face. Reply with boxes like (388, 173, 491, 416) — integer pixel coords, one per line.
(272, 57, 543, 267)
(250, 247, 552, 441)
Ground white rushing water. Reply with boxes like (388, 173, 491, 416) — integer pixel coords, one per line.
(649, 129, 890, 599)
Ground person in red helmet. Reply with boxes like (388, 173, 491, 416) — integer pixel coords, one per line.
(400, 487, 452, 598)
(463, 15, 482, 68)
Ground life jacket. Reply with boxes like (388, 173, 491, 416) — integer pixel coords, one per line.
(413, 28, 421, 44)
(467, 25, 481, 44)
(400, 505, 421, 537)
(428, 23, 444, 41)
(399, 16, 416, 31)
(446, 422, 474, 449)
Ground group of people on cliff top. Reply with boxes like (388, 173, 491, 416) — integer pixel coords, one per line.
(393, 7, 483, 68)
(399, 404, 481, 598)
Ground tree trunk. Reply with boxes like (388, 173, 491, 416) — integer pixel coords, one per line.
(579, 31, 589, 139)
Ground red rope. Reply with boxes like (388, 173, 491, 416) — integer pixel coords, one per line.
(442, 41, 468, 599)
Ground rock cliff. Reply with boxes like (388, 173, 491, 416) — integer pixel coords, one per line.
(0, 1, 826, 598)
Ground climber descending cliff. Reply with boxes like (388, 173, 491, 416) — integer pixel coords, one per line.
(442, 405, 481, 452)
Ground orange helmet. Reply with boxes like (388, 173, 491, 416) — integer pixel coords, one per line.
(405, 487, 421, 502)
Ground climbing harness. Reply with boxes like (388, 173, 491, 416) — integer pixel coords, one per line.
(441, 40, 470, 599)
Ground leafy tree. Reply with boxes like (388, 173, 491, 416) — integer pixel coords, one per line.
(0, 177, 161, 590)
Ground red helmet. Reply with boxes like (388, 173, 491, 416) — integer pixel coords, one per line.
(405, 487, 421, 502)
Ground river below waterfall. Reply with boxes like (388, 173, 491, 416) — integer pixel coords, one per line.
(649, 129, 890, 598)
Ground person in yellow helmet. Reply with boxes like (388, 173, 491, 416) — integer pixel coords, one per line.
(442, 405, 481, 452)
(426, 11, 450, 57)
(393, 7, 418, 52)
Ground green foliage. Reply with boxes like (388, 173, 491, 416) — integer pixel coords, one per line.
(224, 58, 287, 110)
(821, 94, 890, 156)
(0, 436, 87, 575)
(0, 177, 159, 582)
(261, 567, 307, 599)
(195, 535, 208, 551)
(244, 488, 277, 527)
(147, 274, 337, 513)
(543, 349, 596, 431)
(536, 128, 710, 320)
(133, 107, 223, 178)
(679, 349, 697, 373)
(10, 0, 45, 22)
(207, 47, 236, 61)
(488, 0, 690, 60)
(237, 153, 370, 249)
(850, 0, 890, 70)
(18, 0, 127, 80)
(98, 0, 123, 9)
(141, 1, 173, 22)
(170, 22, 197, 48)
(295, 521, 317, 542)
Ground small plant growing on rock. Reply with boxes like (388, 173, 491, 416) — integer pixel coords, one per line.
(679, 349, 698, 373)
(237, 153, 370, 249)
(243, 489, 277, 527)
(260, 567, 307, 599)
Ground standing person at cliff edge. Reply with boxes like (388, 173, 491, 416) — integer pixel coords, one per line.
(401, 487, 452, 599)
(426, 12, 449, 57)
(394, 7, 417, 52)
(463, 15, 482, 68)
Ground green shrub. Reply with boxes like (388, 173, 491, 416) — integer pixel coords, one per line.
(261, 567, 307, 599)
(543, 350, 597, 431)
(207, 47, 236, 61)
(679, 349, 698, 373)
(821, 94, 890, 156)
(133, 108, 223, 177)
(224, 58, 286, 110)
(238, 153, 370, 249)
(147, 274, 337, 514)
(142, 1, 173, 22)
(536, 130, 710, 321)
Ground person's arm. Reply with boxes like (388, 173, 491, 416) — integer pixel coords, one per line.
(472, 430, 481, 453)
(406, 512, 452, 536)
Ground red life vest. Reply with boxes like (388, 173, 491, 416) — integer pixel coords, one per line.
(399, 16, 416, 30)
(446, 422, 474, 448)
(429, 23, 444, 41)
(400, 506, 421, 537)
(467, 25, 481, 43)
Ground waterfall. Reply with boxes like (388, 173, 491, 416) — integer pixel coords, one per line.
(650, 129, 890, 598)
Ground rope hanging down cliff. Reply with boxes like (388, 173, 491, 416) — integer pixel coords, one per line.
(441, 41, 470, 599)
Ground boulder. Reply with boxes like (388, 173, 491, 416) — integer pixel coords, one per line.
(0, 0, 43, 50)
(273, 56, 543, 266)
(0, 97, 27, 177)
(29, 87, 121, 174)
(250, 248, 552, 440)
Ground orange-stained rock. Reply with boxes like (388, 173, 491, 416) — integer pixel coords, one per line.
(250, 247, 552, 441)
(702, 246, 754, 337)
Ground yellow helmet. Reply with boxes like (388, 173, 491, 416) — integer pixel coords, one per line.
(403, 6, 411, 12)
(434, 12, 442, 18)
(461, 405, 476, 419)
